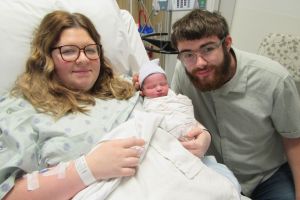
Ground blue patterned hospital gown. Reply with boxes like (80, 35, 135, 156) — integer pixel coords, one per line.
(0, 92, 141, 199)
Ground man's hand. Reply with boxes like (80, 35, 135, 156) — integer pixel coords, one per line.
(179, 127, 211, 157)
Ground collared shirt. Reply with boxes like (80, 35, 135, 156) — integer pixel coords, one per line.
(171, 47, 300, 196)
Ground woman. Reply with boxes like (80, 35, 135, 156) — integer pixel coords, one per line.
(0, 11, 209, 200)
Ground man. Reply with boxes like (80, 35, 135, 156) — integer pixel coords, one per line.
(170, 9, 300, 199)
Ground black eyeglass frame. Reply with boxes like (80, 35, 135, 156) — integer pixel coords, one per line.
(51, 44, 102, 62)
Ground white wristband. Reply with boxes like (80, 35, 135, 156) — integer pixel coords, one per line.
(75, 156, 96, 186)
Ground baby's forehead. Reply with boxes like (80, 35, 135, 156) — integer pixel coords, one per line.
(146, 73, 167, 80)
(143, 73, 167, 85)
(142, 73, 167, 87)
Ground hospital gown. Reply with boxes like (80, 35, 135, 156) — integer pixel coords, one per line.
(0, 92, 140, 199)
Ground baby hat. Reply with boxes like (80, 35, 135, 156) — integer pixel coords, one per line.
(139, 58, 166, 86)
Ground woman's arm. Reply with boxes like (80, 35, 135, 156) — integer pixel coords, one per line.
(4, 138, 145, 200)
(3, 162, 84, 200)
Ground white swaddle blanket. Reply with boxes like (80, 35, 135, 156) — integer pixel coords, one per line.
(142, 90, 242, 193)
(73, 110, 241, 200)
(73, 111, 161, 200)
(143, 90, 205, 139)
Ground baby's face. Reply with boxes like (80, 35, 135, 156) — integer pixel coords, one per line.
(142, 73, 169, 98)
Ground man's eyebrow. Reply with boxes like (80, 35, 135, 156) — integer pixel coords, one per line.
(178, 41, 217, 53)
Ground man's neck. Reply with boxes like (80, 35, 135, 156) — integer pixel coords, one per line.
(226, 48, 237, 83)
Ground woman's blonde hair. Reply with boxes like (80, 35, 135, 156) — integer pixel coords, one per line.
(11, 10, 135, 118)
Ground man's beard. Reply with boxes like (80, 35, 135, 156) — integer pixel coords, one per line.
(185, 47, 231, 92)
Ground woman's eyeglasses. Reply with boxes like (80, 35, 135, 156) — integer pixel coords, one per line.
(52, 44, 101, 62)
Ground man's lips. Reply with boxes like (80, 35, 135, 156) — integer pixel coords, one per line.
(194, 68, 211, 77)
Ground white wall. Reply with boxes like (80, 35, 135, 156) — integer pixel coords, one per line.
(230, 0, 300, 53)
(219, 0, 236, 29)
(164, 10, 191, 83)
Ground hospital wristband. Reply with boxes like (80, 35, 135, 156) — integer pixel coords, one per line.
(74, 156, 96, 186)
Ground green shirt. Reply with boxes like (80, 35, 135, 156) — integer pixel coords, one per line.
(171, 48, 300, 195)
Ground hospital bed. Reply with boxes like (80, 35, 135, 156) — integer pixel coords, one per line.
(0, 1, 250, 199)
(0, 0, 149, 94)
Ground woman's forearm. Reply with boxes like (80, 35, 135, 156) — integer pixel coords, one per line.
(4, 137, 145, 200)
(3, 162, 85, 200)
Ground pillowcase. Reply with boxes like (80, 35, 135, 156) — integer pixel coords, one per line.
(0, 0, 54, 93)
(0, 0, 149, 93)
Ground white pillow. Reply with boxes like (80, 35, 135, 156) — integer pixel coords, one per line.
(0, 0, 148, 93)
(0, 0, 54, 93)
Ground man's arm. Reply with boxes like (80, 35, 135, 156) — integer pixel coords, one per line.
(283, 137, 300, 200)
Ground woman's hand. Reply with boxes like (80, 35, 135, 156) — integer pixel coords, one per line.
(132, 73, 140, 90)
(179, 126, 211, 157)
(85, 137, 145, 180)
(132, 74, 145, 96)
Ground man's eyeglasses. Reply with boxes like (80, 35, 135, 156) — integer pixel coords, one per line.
(52, 44, 101, 62)
(177, 38, 225, 66)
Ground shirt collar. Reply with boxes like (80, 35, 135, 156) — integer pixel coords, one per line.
(214, 47, 248, 96)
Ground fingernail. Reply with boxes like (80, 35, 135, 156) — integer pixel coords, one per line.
(132, 146, 144, 156)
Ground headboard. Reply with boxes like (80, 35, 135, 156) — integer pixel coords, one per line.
(0, 0, 149, 94)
